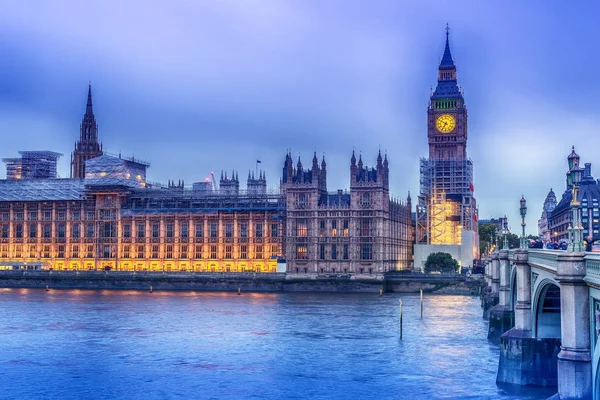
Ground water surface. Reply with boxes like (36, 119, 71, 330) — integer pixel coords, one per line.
(0, 289, 555, 399)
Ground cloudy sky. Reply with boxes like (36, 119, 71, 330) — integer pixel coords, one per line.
(1, 0, 599, 234)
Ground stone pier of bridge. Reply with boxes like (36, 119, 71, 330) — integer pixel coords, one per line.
(483, 248, 596, 399)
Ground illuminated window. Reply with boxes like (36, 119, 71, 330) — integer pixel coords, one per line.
(210, 223, 218, 238)
(1, 245, 7, 258)
(29, 245, 36, 258)
(166, 223, 174, 238)
(195, 222, 203, 238)
(194, 245, 202, 259)
(296, 245, 308, 259)
(180, 222, 189, 238)
(122, 245, 129, 259)
(210, 245, 217, 259)
(255, 245, 263, 259)
(15, 245, 22, 258)
(225, 245, 232, 259)
(271, 223, 278, 238)
(240, 245, 247, 259)
(180, 245, 188, 258)
(225, 223, 233, 238)
(331, 244, 337, 260)
(86, 245, 93, 258)
(151, 245, 159, 259)
(297, 219, 308, 237)
(44, 245, 51, 258)
(271, 245, 278, 258)
(331, 220, 337, 237)
(343, 219, 349, 236)
(166, 245, 173, 259)
(102, 245, 112, 258)
(255, 223, 263, 238)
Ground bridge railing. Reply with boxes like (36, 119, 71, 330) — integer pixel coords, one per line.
(527, 249, 560, 273)
(584, 253, 600, 285)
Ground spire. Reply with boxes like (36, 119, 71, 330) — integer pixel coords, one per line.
(358, 154, 363, 168)
(86, 82, 94, 115)
(312, 151, 318, 166)
(377, 149, 383, 167)
(351, 150, 356, 166)
(321, 153, 326, 169)
(439, 23, 455, 70)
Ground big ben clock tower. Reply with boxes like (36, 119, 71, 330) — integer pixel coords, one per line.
(427, 25, 467, 161)
(414, 25, 479, 271)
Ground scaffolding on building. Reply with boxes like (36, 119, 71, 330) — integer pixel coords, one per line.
(3, 151, 62, 180)
(416, 157, 477, 245)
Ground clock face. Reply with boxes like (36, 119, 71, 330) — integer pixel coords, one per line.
(436, 114, 456, 133)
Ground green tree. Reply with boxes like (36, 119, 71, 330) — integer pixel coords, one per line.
(424, 252, 460, 274)
(478, 223, 497, 255)
(506, 233, 520, 249)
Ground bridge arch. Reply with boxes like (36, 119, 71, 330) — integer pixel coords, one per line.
(532, 279, 561, 339)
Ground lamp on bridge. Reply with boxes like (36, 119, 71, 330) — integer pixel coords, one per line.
(567, 177, 584, 252)
(519, 195, 527, 249)
(502, 227, 508, 250)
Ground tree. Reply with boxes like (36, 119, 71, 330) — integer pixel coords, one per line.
(424, 252, 459, 274)
(506, 233, 520, 249)
(479, 223, 497, 255)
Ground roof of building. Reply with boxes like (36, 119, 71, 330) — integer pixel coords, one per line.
(0, 179, 87, 201)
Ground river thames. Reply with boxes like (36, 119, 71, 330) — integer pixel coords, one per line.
(0, 289, 554, 400)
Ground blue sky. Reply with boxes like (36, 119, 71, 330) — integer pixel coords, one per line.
(1, 0, 599, 234)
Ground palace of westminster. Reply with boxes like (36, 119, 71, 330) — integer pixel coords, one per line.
(0, 30, 479, 273)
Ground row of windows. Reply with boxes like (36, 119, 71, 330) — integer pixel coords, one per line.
(0, 210, 97, 221)
(0, 244, 278, 260)
(0, 222, 280, 239)
(296, 244, 372, 260)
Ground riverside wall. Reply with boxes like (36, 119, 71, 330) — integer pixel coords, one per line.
(0, 270, 483, 294)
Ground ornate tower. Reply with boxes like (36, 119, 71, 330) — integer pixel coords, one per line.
(415, 25, 479, 269)
(427, 25, 467, 161)
(71, 84, 103, 178)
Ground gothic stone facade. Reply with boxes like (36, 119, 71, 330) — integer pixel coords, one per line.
(281, 151, 412, 274)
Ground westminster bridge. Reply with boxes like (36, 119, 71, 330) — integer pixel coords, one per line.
(482, 247, 600, 400)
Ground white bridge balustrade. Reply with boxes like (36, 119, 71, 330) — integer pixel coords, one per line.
(487, 248, 596, 399)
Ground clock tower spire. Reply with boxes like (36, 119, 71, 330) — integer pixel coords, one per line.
(427, 24, 467, 161)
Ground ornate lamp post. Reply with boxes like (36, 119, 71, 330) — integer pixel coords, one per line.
(503, 227, 509, 250)
(568, 167, 583, 252)
(520, 196, 527, 249)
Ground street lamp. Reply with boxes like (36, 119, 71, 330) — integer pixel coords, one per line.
(520, 196, 527, 249)
(503, 227, 508, 250)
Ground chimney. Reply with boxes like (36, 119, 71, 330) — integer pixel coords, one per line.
(584, 163, 592, 178)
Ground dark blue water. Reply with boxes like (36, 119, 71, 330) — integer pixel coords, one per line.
(0, 289, 554, 400)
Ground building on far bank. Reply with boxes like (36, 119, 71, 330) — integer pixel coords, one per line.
(549, 147, 600, 245)
(281, 151, 412, 274)
(538, 188, 557, 245)
(414, 26, 479, 271)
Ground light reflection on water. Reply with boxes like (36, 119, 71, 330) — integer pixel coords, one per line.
(0, 289, 555, 400)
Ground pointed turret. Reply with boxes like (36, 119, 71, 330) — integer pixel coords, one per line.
(321, 154, 326, 170)
(357, 154, 363, 169)
(439, 23, 455, 70)
(377, 150, 383, 168)
(351, 150, 356, 166)
(86, 83, 94, 115)
(312, 151, 318, 168)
